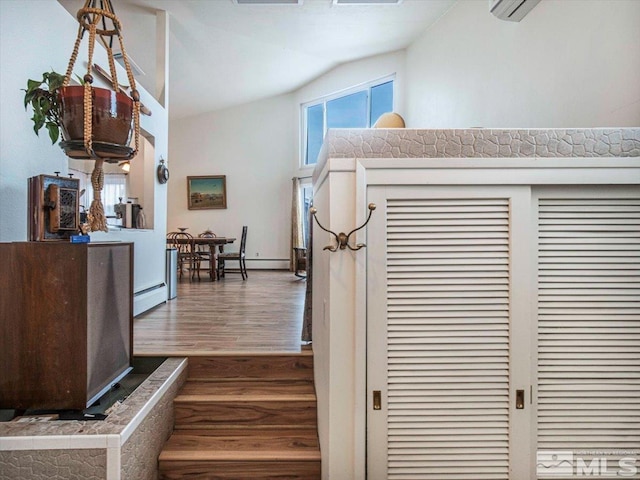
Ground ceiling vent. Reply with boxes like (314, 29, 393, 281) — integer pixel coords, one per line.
(233, 0, 302, 4)
(333, 0, 402, 4)
(490, 0, 540, 21)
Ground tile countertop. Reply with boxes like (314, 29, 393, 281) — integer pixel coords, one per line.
(0, 357, 187, 447)
(317, 128, 640, 165)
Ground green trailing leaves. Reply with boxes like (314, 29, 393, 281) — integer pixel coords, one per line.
(27, 79, 42, 91)
(46, 122, 59, 145)
(32, 113, 45, 134)
(46, 71, 65, 90)
(23, 70, 64, 144)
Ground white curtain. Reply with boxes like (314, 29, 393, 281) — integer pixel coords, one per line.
(102, 174, 127, 217)
(71, 169, 127, 218)
(290, 177, 305, 271)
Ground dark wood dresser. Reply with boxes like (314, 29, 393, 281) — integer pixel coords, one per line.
(0, 242, 133, 410)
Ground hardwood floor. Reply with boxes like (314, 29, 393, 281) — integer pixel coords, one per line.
(136, 270, 318, 478)
(134, 270, 307, 356)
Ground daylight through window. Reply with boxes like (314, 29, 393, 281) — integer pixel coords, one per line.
(302, 78, 394, 166)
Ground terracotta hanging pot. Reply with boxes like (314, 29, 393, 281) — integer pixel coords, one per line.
(57, 0, 141, 232)
(58, 85, 134, 161)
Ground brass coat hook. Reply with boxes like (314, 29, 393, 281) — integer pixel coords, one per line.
(310, 203, 376, 252)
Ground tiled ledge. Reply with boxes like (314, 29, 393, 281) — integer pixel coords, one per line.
(0, 358, 186, 442)
(321, 128, 640, 161)
(0, 358, 187, 480)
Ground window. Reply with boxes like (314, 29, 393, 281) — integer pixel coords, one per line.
(70, 168, 127, 224)
(302, 78, 394, 166)
(369, 81, 394, 126)
(306, 104, 324, 171)
(327, 91, 368, 129)
(102, 175, 128, 218)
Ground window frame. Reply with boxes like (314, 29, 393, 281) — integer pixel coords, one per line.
(300, 74, 395, 167)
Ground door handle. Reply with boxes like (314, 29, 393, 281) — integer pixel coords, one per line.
(516, 389, 525, 409)
(373, 390, 381, 410)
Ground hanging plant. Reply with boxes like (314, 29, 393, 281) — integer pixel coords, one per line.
(23, 71, 89, 144)
(23, 70, 66, 145)
(22, 0, 141, 233)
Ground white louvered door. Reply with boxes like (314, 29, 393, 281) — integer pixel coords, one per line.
(367, 186, 533, 480)
(367, 184, 640, 480)
(534, 188, 640, 479)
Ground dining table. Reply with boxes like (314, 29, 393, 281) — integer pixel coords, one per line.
(166, 236, 235, 281)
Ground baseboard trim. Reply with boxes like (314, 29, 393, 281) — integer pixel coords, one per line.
(134, 285, 168, 316)
(244, 259, 289, 270)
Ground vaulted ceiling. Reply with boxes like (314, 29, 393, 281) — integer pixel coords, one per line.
(58, 0, 456, 119)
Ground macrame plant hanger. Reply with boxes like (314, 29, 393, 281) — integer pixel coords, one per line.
(63, 0, 140, 232)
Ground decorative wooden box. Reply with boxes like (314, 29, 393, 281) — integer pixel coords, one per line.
(27, 174, 80, 241)
(0, 242, 133, 410)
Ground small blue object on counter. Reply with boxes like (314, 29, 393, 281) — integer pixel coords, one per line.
(70, 234, 91, 243)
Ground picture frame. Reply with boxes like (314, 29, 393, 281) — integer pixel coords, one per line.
(187, 175, 227, 210)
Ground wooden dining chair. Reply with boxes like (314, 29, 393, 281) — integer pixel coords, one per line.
(197, 230, 217, 280)
(217, 226, 248, 280)
(167, 231, 200, 280)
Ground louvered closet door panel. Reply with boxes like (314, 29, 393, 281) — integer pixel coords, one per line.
(536, 195, 640, 476)
(384, 197, 511, 480)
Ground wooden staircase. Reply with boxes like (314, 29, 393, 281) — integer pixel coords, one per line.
(159, 349, 321, 479)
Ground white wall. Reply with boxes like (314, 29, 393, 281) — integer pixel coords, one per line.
(0, 0, 169, 314)
(165, 50, 406, 271)
(168, 94, 296, 269)
(0, 0, 72, 240)
(405, 0, 640, 128)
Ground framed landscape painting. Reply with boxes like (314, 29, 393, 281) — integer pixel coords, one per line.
(187, 175, 227, 210)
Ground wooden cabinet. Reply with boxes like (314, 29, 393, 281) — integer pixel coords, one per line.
(0, 242, 133, 410)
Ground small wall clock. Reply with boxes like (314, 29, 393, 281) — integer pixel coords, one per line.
(157, 158, 169, 184)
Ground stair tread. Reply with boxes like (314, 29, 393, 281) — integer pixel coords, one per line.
(160, 433, 320, 462)
(178, 379, 316, 397)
